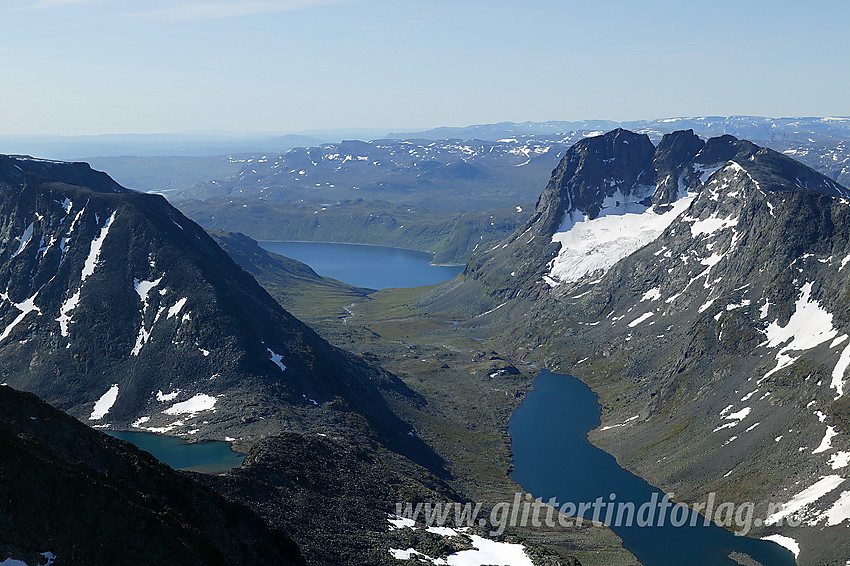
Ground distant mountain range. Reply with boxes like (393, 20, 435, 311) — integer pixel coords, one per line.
(163, 118, 850, 261)
(0, 133, 330, 160)
(389, 116, 850, 143)
(454, 128, 850, 565)
(179, 118, 850, 212)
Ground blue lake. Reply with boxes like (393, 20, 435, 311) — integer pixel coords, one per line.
(258, 241, 464, 290)
(509, 370, 797, 566)
(107, 430, 245, 474)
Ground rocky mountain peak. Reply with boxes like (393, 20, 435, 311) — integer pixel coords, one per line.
(547, 128, 656, 220)
(464, 128, 850, 302)
(652, 129, 705, 207)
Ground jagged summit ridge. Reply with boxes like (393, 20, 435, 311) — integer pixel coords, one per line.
(464, 129, 850, 297)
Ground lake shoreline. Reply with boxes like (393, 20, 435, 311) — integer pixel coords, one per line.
(257, 239, 466, 267)
(106, 429, 246, 474)
(508, 370, 797, 566)
(257, 241, 464, 289)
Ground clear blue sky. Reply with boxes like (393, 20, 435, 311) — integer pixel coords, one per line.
(1, 0, 848, 135)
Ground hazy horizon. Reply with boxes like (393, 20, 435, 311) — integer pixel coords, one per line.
(2, 0, 848, 137)
(2, 113, 850, 141)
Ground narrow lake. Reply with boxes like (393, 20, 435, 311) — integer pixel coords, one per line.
(107, 430, 245, 474)
(258, 241, 464, 289)
(509, 370, 797, 566)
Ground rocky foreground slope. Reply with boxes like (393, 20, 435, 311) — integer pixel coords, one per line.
(454, 128, 850, 565)
(0, 384, 304, 566)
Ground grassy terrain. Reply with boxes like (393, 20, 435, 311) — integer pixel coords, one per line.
(251, 271, 638, 565)
(208, 229, 372, 321)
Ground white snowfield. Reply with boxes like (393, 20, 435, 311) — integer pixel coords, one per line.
(760, 282, 839, 382)
(813, 426, 838, 454)
(167, 297, 187, 319)
(547, 160, 760, 285)
(0, 291, 42, 343)
(11, 222, 34, 258)
(760, 535, 799, 559)
(81, 211, 116, 281)
(163, 393, 217, 415)
(131, 276, 163, 356)
(89, 384, 119, 420)
(267, 348, 287, 372)
(56, 290, 80, 337)
(0, 551, 57, 566)
(829, 451, 850, 469)
(386, 516, 534, 566)
(765, 474, 850, 531)
(627, 311, 654, 328)
(156, 389, 180, 402)
(548, 187, 695, 283)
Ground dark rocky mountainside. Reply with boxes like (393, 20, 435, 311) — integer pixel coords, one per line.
(0, 155, 439, 471)
(203, 432, 462, 566)
(0, 384, 304, 566)
(452, 129, 850, 564)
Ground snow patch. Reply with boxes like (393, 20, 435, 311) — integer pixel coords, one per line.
(89, 384, 119, 420)
(80, 211, 116, 281)
(131, 276, 163, 356)
(548, 191, 695, 283)
(163, 394, 217, 415)
(600, 415, 640, 431)
(628, 311, 654, 327)
(641, 288, 661, 302)
(388, 515, 416, 530)
(713, 406, 751, 433)
(0, 292, 42, 342)
(761, 282, 838, 381)
(765, 475, 845, 526)
(445, 535, 534, 566)
(167, 297, 187, 319)
(56, 290, 80, 337)
(829, 451, 850, 470)
(813, 426, 838, 454)
(684, 213, 738, 237)
(0, 552, 57, 566)
(156, 389, 180, 402)
(131, 416, 150, 428)
(11, 222, 34, 258)
(832, 340, 850, 397)
(267, 348, 286, 372)
(825, 490, 850, 526)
